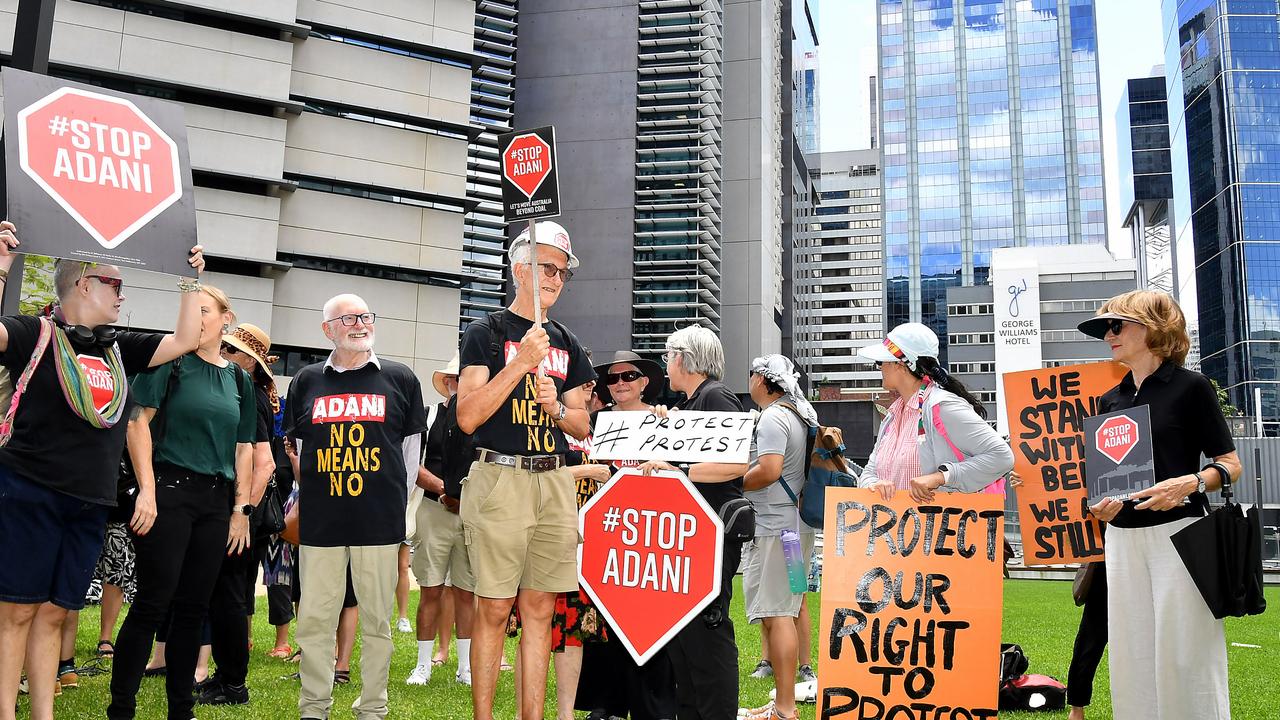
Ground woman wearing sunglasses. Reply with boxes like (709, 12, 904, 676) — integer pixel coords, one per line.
(108, 286, 258, 720)
(855, 322, 1012, 502)
(1077, 291, 1238, 720)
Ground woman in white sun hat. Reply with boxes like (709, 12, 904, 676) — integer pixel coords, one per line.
(856, 323, 1013, 502)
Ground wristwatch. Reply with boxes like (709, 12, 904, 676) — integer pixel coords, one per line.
(235, 503, 254, 516)
(1194, 472, 1206, 495)
(938, 464, 952, 487)
(555, 402, 568, 422)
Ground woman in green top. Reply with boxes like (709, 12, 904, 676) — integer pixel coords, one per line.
(107, 285, 257, 720)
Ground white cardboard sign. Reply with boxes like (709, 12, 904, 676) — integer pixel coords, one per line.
(589, 411, 755, 463)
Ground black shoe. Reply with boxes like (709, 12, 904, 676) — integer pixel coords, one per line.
(196, 680, 248, 706)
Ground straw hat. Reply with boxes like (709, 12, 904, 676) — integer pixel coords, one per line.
(221, 323, 274, 377)
(433, 353, 460, 397)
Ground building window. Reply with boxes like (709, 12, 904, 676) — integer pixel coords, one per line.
(949, 303, 994, 316)
(949, 333, 995, 345)
(950, 361, 995, 374)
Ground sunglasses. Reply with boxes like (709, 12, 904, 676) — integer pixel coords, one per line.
(326, 312, 377, 326)
(536, 262, 573, 282)
(606, 370, 644, 385)
(221, 343, 243, 356)
(85, 274, 124, 297)
(1104, 318, 1127, 336)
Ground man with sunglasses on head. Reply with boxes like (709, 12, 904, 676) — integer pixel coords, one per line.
(284, 293, 427, 720)
(456, 220, 595, 720)
(0, 221, 206, 720)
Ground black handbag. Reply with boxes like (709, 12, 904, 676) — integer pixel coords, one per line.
(1170, 454, 1267, 619)
(251, 476, 286, 537)
(116, 356, 183, 521)
(718, 496, 756, 542)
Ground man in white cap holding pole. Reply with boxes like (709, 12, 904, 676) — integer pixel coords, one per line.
(455, 220, 595, 720)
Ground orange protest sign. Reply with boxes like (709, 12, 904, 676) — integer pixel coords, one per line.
(817, 488, 1004, 719)
(1002, 362, 1126, 565)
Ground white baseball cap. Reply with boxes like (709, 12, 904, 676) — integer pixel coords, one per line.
(857, 323, 939, 368)
(509, 220, 579, 270)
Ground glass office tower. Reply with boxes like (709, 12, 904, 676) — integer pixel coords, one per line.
(1164, 0, 1280, 428)
(879, 0, 1106, 355)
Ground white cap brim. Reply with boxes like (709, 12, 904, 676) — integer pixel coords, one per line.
(857, 344, 897, 363)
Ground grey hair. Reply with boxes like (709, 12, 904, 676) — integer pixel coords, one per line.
(322, 293, 369, 321)
(666, 325, 724, 380)
(53, 259, 92, 301)
(509, 242, 532, 289)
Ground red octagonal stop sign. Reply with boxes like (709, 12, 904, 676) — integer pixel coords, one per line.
(17, 86, 181, 250)
(77, 355, 117, 413)
(502, 132, 553, 199)
(1095, 415, 1140, 465)
(579, 469, 724, 664)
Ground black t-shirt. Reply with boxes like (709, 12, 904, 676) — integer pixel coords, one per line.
(458, 310, 595, 456)
(286, 357, 427, 547)
(0, 315, 162, 505)
(1100, 361, 1235, 528)
(421, 401, 448, 501)
(255, 387, 274, 445)
(677, 379, 746, 512)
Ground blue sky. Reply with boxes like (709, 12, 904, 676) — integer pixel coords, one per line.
(818, 0, 1167, 256)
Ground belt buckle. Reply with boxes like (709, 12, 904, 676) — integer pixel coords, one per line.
(530, 456, 558, 473)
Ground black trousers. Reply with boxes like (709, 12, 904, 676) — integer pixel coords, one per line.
(266, 582, 294, 626)
(1067, 562, 1108, 707)
(669, 539, 743, 720)
(207, 541, 254, 686)
(578, 628, 678, 720)
(108, 470, 230, 720)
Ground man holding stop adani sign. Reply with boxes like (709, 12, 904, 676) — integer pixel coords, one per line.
(0, 221, 206, 720)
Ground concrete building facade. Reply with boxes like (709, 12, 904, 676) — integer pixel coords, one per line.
(0, 0, 475, 401)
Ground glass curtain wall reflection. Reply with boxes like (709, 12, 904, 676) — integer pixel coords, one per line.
(879, 0, 1105, 357)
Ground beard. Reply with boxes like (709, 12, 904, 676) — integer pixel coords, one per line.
(336, 332, 374, 354)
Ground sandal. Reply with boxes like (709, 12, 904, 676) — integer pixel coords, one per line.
(334, 670, 350, 685)
(740, 701, 796, 720)
(96, 641, 115, 658)
(430, 659, 445, 667)
(142, 666, 167, 678)
(267, 645, 293, 660)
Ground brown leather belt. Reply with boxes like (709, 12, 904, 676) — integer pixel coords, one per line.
(475, 448, 565, 473)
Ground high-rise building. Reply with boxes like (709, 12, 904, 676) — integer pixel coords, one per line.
(794, 0, 821, 155)
(516, 0, 813, 392)
(1, 1, 476, 400)
(1163, 0, 1280, 427)
(869, 75, 879, 149)
(1118, 71, 1177, 297)
(795, 150, 883, 396)
(879, 0, 1107, 359)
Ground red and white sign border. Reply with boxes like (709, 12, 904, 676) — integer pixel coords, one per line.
(502, 131, 554, 199)
(577, 468, 724, 665)
(17, 86, 182, 250)
(1096, 415, 1140, 465)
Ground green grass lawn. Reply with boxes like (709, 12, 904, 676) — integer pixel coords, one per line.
(32, 580, 1280, 719)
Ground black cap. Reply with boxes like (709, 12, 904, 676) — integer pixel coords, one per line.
(591, 351, 665, 405)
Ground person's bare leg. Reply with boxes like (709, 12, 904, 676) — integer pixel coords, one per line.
(273, 621, 290, 652)
(1068, 707, 1086, 720)
(25, 603, 67, 720)
(762, 615, 798, 718)
(513, 643, 522, 720)
(59, 610, 78, 663)
(336, 607, 357, 673)
(0, 602, 40, 720)
(99, 584, 124, 646)
(433, 589, 455, 663)
(516, 589, 556, 720)
(553, 645, 582, 720)
(759, 618, 772, 666)
(194, 644, 211, 683)
(797, 596, 813, 670)
(396, 545, 411, 625)
(472, 596, 515, 720)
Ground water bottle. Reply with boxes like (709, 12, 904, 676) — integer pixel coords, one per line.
(780, 528, 808, 594)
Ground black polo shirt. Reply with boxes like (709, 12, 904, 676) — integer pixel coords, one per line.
(1099, 361, 1234, 528)
(677, 378, 746, 512)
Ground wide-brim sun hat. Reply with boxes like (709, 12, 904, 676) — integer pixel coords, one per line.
(509, 220, 579, 270)
(222, 323, 274, 377)
(857, 322, 939, 369)
(592, 350, 665, 405)
(1077, 311, 1145, 340)
(432, 353, 460, 397)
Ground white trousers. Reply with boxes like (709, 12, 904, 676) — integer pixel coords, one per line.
(1106, 518, 1230, 720)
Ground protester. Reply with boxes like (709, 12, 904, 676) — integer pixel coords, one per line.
(638, 326, 750, 720)
(738, 354, 819, 720)
(108, 284, 257, 720)
(287, 293, 427, 720)
(93, 520, 136, 660)
(456, 220, 595, 720)
(0, 223, 204, 720)
(406, 353, 478, 688)
(265, 403, 296, 659)
(855, 322, 1013, 501)
(1078, 290, 1238, 720)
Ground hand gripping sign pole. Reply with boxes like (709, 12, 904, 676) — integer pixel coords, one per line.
(498, 126, 562, 337)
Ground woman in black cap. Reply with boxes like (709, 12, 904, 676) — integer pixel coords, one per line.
(1077, 290, 1238, 720)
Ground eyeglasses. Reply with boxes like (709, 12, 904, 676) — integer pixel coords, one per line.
(326, 313, 377, 327)
(536, 263, 573, 282)
(606, 370, 644, 385)
(661, 348, 685, 366)
(85, 275, 124, 297)
(1104, 318, 1126, 336)
(221, 343, 243, 356)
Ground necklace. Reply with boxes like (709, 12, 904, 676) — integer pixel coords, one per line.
(51, 326, 128, 428)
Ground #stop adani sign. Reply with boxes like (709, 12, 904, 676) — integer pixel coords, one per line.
(3, 68, 197, 276)
(498, 126, 560, 222)
(579, 469, 723, 664)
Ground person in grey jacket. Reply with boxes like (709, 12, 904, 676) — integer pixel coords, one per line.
(856, 323, 1013, 502)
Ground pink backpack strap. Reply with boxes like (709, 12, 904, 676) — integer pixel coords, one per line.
(930, 403, 1006, 495)
(0, 317, 54, 447)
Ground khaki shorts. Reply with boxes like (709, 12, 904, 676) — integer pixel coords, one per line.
(460, 459, 579, 598)
(743, 531, 815, 623)
(411, 497, 474, 592)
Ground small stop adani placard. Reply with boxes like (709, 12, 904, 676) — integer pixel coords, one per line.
(578, 469, 723, 664)
(498, 126, 561, 223)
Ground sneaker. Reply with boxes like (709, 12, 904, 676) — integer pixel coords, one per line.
(405, 664, 431, 686)
(749, 659, 773, 679)
(455, 669, 472, 686)
(797, 664, 816, 683)
(196, 680, 248, 706)
(57, 663, 78, 689)
(396, 617, 413, 633)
